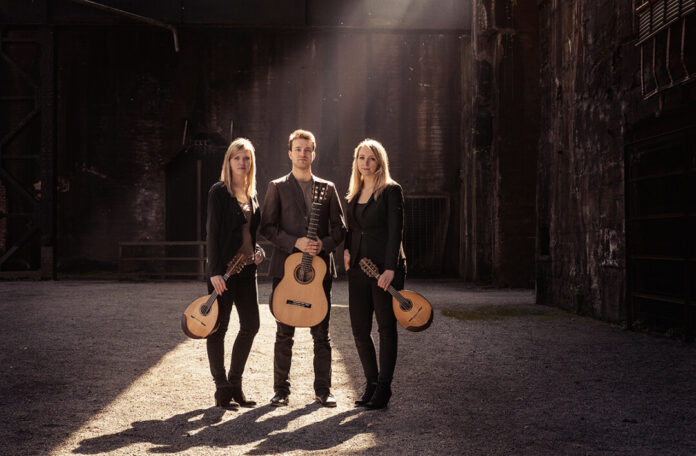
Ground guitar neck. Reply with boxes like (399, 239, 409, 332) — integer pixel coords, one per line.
(301, 200, 322, 267)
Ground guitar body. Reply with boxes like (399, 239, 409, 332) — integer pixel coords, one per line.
(181, 295, 220, 339)
(271, 252, 328, 327)
(392, 290, 433, 332)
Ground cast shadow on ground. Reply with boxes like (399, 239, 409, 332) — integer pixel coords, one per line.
(73, 403, 369, 454)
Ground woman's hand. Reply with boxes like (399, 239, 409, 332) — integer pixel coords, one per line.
(254, 250, 265, 265)
(210, 275, 227, 295)
(344, 250, 350, 271)
(377, 269, 394, 291)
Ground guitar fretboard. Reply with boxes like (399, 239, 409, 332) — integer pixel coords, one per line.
(300, 197, 323, 272)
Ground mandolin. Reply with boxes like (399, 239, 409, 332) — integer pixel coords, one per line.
(359, 257, 434, 332)
(270, 183, 329, 327)
(181, 253, 251, 339)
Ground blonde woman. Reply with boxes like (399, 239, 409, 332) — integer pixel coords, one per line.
(206, 137, 264, 409)
(344, 139, 406, 409)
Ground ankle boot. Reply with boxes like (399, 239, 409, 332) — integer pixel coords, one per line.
(355, 382, 378, 406)
(230, 384, 256, 407)
(214, 386, 239, 408)
(365, 382, 391, 410)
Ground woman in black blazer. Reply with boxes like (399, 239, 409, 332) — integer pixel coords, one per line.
(344, 139, 406, 409)
(206, 138, 265, 409)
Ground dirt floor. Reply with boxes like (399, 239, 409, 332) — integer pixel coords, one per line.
(1, 278, 696, 456)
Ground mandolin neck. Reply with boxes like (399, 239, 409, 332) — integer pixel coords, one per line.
(370, 276, 406, 305)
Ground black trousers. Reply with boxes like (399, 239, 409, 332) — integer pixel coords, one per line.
(348, 267, 402, 385)
(272, 277, 332, 395)
(206, 265, 260, 387)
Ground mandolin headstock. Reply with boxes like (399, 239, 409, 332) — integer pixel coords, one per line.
(225, 252, 247, 276)
(359, 257, 381, 280)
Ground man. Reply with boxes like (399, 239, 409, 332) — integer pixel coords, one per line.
(260, 129, 346, 407)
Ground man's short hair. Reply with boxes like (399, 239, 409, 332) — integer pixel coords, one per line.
(288, 129, 316, 151)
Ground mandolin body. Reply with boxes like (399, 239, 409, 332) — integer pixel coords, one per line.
(181, 295, 220, 339)
(392, 289, 433, 332)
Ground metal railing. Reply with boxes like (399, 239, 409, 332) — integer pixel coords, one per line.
(118, 241, 206, 280)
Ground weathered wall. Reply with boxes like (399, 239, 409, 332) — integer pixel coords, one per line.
(536, 0, 651, 321)
(53, 27, 464, 272)
(463, 0, 539, 287)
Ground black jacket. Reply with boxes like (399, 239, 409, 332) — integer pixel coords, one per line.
(260, 173, 346, 279)
(205, 181, 262, 278)
(345, 182, 406, 272)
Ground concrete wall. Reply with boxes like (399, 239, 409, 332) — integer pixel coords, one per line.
(462, 0, 539, 287)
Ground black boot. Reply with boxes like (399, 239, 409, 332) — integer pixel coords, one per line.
(214, 386, 239, 409)
(355, 382, 378, 407)
(365, 382, 391, 410)
(230, 384, 256, 407)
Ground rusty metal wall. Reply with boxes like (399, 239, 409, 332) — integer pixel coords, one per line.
(53, 26, 465, 273)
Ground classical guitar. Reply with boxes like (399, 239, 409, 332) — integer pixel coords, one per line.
(359, 257, 434, 332)
(181, 253, 251, 339)
(270, 183, 329, 327)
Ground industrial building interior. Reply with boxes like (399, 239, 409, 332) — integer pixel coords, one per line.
(1, 2, 694, 333)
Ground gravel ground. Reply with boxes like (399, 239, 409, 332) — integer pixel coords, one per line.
(1, 278, 695, 456)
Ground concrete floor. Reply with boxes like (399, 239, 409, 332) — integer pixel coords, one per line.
(1, 278, 695, 455)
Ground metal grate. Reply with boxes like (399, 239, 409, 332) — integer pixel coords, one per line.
(625, 126, 696, 339)
(403, 195, 450, 275)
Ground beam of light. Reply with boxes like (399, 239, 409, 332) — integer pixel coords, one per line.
(50, 303, 378, 455)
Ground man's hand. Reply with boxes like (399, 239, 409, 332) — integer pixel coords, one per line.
(343, 250, 350, 271)
(210, 275, 227, 295)
(295, 237, 322, 256)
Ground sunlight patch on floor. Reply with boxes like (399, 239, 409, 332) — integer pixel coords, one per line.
(51, 307, 377, 455)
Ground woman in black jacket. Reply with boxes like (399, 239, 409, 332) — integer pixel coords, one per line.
(344, 139, 406, 409)
(206, 137, 264, 409)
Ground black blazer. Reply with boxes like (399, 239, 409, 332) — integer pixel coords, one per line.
(345, 182, 406, 272)
(205, 181, 262, 278)
(260, 173, 346, 279)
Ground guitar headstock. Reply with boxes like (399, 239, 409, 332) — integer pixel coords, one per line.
(225, 252, 247, 276)
(312, 183, 329, 205)
(359, 257, 381, 280)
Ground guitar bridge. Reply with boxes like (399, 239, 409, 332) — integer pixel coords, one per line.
(286, 299, 312, 308)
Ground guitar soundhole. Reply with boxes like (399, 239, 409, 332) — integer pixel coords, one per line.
(294, 265, 315, 284)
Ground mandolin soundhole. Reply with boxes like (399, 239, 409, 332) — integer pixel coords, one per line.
(294, 265, 315, 284)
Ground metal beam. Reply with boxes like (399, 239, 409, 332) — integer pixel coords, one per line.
(67, 0, 179, 52)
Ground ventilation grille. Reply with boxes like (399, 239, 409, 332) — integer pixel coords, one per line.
(635, 0, 696, 100)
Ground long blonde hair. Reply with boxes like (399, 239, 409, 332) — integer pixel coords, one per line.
(220, 137, 256, 197)
(346, 139, 395, 202)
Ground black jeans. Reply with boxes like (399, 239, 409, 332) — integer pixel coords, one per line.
(272, 277, 332, 395)
(348, 267, 402, 385)
(206, 265, 260, 387)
